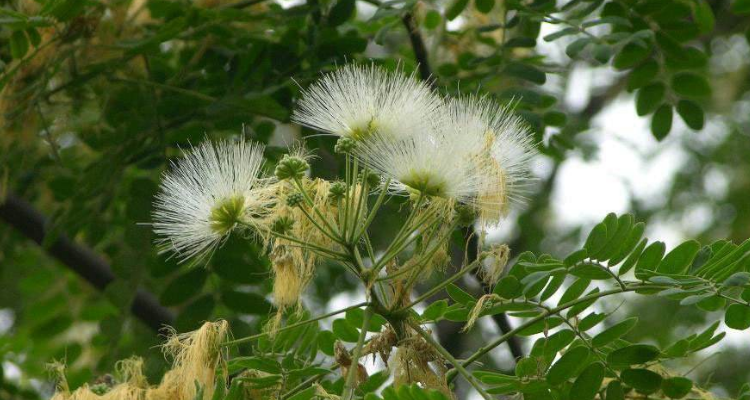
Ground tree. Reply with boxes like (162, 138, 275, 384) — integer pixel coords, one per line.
(2, 0, 750, 399)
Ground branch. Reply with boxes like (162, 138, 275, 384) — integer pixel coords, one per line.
(223, 301, 369, 347)
(0, 193, 174, 332)
(401, 12, 436, 89)
(409, 321, 492, 400)
(445, 282, 668, 382)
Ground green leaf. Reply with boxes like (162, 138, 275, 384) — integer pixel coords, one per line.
(494, 275, 522, 299)
(228, 357, 282, 374)
(595, 214, 634, 261)
(676, 99, 705, 130)
(662, 376, 693, 399)
(475, 0, 494, 14)
(421, 299, 448, 320)
(611, 223, 647, 268)
(566, 38, 591, 58)
(543, 111, 567, 127)
(559, 278, 590, 305)
(593, 44, 613, 64)
(620, 368, 663, 394)
(504, 62, 546, 85)
(42, 0, 88, 21)
(731, 0, 750, 14)
(636, 83, 665, 116)
(635, 241, 666, 275)
(692, 0, 715, 33)
(327, 0, 356, 27)
(613, 42, 652, 70)
(584, 222, 608, 255)
(672, 72, 711, 98)
(651, 104, 672, 141)
(606, 381, 625, 400)
(287, 387, 316, 400)
(627, 60, 659, 91)
(347, 308, 386, 332)
(26, 28, 41, 46)
(725, 304, 750, 330)
(546, 346, 589, 386)
(358, 371, 390, 393)
(578, 312, 608, 331)
(569, 264, 612, 280)
(723, 272, 750, 287)
(570, 362, 605, 400)
(317, 330, 336, 356)
(332, 319, 360, 342)
(657, 240, 701, 274)
(423, 10, 441, 30)
(544, 27, 578, 42)
(591, 317, 638, 347)
(446, 283, 474, 305)
(446, 0, 469, 20)
(607, 344, 661, 366)
(10, 30, 29, 59)
(543, 330, 576, 356)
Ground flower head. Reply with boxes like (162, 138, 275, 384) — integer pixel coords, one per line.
(351, 94, 536, 225)
(152, 139, 271, 261)
(353, 130, 485, 205)
(292, 64, 441, 140)
(445, 95, 537, 224)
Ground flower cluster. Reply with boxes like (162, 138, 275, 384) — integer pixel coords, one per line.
(294, 63, 537, 225)
(150, 63, 536, 309)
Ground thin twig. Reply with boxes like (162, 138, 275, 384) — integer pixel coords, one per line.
(223, 301, 369, 347)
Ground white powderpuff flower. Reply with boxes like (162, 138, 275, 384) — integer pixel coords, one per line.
(152, 140, 271, 261)
(292, 63, 442, 140)
(444, 95, 537, 223)
(353, 127, 487, 207)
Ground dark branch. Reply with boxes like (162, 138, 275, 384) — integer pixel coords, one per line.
(0, 193, 174, 332)
(401, 12, 436, 89)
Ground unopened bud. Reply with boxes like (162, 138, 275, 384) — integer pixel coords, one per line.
(359, 171, 381, 187)
(329, 181, 347, 200)
(334, 137, 357, 154)
(286, 192, 304, 207)
(272, 216, 294, 234)
(275, 155, 309, 180)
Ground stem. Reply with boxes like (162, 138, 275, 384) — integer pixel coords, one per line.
(343, 153, 352, 238)
(342, 306, 373, 400)
(269, 231, 348, 260)
(372, 199, 438, 273)
(446, 283, 669, 382)
(355, 178, 392, 242)
(408, 321, 492, 400)
(292, 177, 341, 241)
(349, 167, 370, 244)
(396, 255, 485, 313)
(222, 302, 369, 347)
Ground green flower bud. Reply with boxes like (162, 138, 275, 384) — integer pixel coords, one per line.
(328, 181, 347, 200)
(334, 137, 357, 154)
(275, 155, 309, 180)
(272, 216, 295, 234)
(455, 204, 477, 227)
(286, 192, 304, 207)
(359, 171, 381, 188)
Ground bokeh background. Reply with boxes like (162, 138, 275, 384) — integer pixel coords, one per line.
(1, 0, 749, 398)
